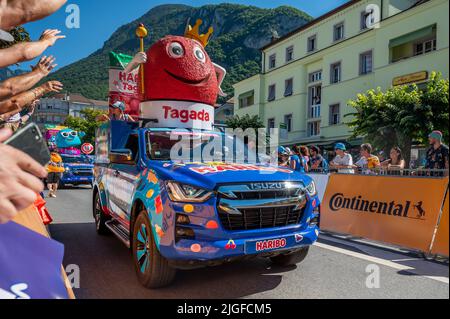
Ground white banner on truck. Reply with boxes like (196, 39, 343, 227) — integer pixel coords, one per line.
(140, 100, 215, 131)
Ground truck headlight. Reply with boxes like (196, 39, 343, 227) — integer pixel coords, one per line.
(305, 181, 317, 197)
(166, 182, 213, 203)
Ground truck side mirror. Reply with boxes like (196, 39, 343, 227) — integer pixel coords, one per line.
(109, 149, 134, 164)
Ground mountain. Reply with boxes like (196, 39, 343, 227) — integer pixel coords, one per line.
(47, 4, 313, 102)
(0, 67, 27, 81)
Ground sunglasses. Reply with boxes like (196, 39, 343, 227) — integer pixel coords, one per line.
(61, 131, 78, 138)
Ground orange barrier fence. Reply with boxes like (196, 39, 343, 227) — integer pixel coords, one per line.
(321, 174, 449, 254)
(430, 189, 449, 256)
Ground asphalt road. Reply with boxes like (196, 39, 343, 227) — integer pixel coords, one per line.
(46, 187, 449, 299)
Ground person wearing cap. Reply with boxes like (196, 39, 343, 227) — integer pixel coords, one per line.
(330, 143, 354, 174)
(277, 146, 290, 167)
(97, 101, 135, 122)
(425, 130, 449, 175)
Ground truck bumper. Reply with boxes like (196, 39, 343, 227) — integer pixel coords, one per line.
(160, 223, 319, 266)
(60, 175, 94, 185)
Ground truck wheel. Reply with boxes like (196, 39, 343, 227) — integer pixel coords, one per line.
(132, 210, 176, 288)
(93, 191, 109, 235)
(270, 247, 310, 267)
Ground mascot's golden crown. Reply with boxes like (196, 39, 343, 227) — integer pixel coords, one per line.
(184, 19, 213, 47)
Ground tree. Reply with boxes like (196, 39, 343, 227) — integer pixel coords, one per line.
(225, 114, 265, 130)
(64, 108, 107, 146)
(347, 72, 449, 164)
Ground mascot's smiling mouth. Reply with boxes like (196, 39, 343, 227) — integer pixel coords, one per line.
(165, 70, 210, 85)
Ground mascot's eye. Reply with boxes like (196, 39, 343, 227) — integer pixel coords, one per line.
(61, 132, 69, 138)
(70, 131, 78, 137)
(193, 46, 206, 63)
(168, 42, 184, 58)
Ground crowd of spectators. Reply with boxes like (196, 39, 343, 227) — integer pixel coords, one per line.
(0, 0, 67, 223)
(277, 130, 448, 177)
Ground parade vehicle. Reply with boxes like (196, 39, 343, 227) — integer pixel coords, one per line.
(47, 127, 95, 188)
(92, 20, 320, 288)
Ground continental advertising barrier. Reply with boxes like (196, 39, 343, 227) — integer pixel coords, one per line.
(430, 189, 449, 256)
(307, 173, 329, 202)
(321, 175, 449, 252)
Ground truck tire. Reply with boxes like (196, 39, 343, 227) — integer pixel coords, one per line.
(270, 247, 310, 267)
(93, 191, 109, 235)
(132, 210, 176, 288)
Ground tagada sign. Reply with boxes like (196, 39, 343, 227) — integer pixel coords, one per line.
(393, 71, 428, 86)
(321, 175, 448, 252)
(140, 100, 214, 130)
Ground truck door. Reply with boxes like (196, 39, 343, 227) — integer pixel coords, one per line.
(107, 133, 141, 227)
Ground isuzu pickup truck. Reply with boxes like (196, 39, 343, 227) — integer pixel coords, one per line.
(93, 120, 320, 288)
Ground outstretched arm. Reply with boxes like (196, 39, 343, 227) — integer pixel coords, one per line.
(0, 30, 65, 68)
(213, 63, 227, 97)
(0, 0, 67, 30)
(0, 56, 57, 99)
(123, 52, 147, 74)
(0, 81, 63, 120)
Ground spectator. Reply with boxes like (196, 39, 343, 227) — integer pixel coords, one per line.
(381, 146, 405, 175)
(0, 0, 67, 31)
(310, 145, 329, 172)
(0, 128, 48, 224)
(97, 101, 135, 122)
(0, 55, 57, 100)
(425, 130, 449, 176)
(330, 143, 354, 174)
(0, 29, 65, 68)
(277, 146, 290, 167)
(354, 143, 381, 174)
(46, 152, 64, 198)
(291, 145, 308, 173)
(1, 99, 37, 132)
(0, 81, 63, 121)
(299, 146, 310, 168)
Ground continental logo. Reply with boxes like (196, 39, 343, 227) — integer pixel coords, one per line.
(329, 193, 426, 219)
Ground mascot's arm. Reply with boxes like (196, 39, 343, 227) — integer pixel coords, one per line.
(124, 52, 147, 74)
(213, 63, 227, 97)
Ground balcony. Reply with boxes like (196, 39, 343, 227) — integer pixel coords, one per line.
(308, 104, 321, 119)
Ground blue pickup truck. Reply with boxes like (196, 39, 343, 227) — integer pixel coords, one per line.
(60, 154, 94, 188)
(93, 120, 320, 288)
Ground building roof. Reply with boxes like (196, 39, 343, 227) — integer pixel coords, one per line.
(51, 93, 108, 107)
(260, 0, 361, 51)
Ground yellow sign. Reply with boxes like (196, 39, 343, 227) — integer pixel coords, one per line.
(393, 71, 428, 86)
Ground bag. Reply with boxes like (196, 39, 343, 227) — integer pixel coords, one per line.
(109, 52, 142, 119)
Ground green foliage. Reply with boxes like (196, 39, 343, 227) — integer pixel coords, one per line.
(0, 26, 30, 49)
(48, 4, 312, 101)
(226, 114, 265, 130)
(347, 72, 449, 162)
(63, 108, 107, 145)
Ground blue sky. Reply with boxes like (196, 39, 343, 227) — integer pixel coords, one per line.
(15, 0, 348, 71)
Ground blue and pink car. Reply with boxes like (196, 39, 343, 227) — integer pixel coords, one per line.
(93, 120, 320, 288)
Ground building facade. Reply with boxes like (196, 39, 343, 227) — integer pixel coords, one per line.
(233, 0, 449, 148)
(33, 93, 108, 128)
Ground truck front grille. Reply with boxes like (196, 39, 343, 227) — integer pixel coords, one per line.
(217, 182, 307, 231)
(73, 170, 93, 176)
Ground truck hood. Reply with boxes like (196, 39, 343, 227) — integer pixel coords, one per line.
(150, 161, 313, 190)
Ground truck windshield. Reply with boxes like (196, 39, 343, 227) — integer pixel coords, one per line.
(146, 129, 265, 163)
(61, 155, 93, 164)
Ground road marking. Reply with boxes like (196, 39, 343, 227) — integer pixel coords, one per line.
(314, 242, 449, 284)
